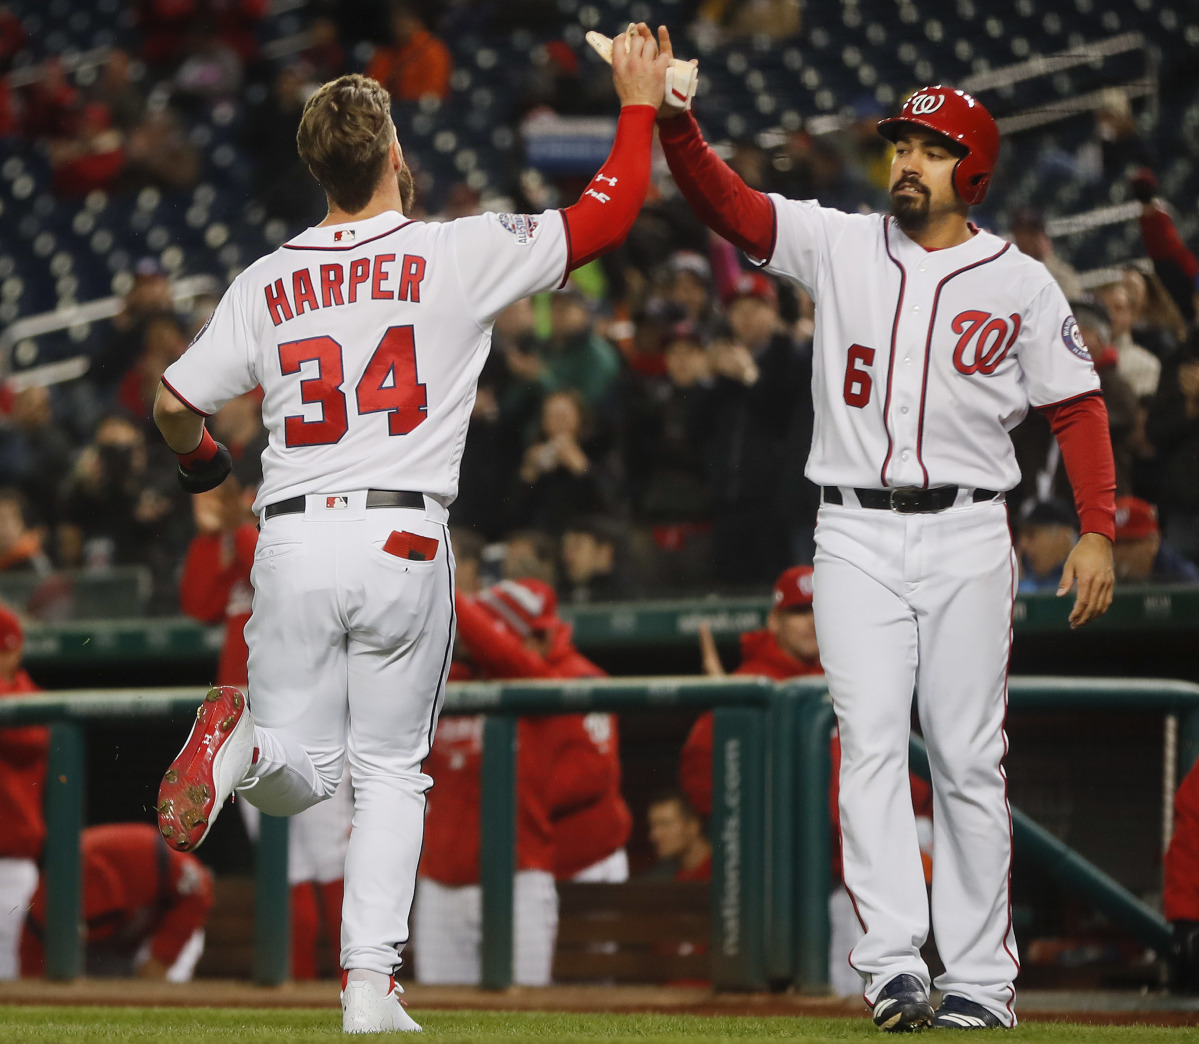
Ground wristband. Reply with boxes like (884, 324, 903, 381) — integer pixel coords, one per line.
(177, 429, 219, 469)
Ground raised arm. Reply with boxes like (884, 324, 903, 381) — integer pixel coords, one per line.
(653, 26, 775, 260)
(559, 30, 670, 271)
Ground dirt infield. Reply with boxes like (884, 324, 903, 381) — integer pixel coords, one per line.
(3, 980, 1199, 1026)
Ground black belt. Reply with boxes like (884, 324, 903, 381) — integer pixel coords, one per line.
(822, 486, 1002, 514)
(261, 489, 425, 521)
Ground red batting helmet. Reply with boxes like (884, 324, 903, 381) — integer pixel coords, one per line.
(877, 86, 1000, 206)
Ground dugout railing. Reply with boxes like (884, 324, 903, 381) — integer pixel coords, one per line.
(1, 675, 1196, 989)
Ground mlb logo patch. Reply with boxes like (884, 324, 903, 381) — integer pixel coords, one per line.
(326, 496, 348, 510)
(333, 229, 356, 243)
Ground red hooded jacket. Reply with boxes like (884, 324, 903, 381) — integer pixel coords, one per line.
(0, 669, 47, 861)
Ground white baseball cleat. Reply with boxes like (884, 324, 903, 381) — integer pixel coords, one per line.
(158, 685, 255, 852)
(341, 973, 422, 1034)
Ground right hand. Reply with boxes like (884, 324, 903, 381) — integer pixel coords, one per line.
(611, 23, 672, 109)
(177, 441, 232, 494)
(633, 23, 698, 120)
(698, 622, 726, 677)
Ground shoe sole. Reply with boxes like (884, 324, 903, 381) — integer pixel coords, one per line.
(157, 686, 248, 852)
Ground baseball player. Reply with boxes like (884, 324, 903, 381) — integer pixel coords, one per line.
(1165, 758, 1199, 991)
(153, 42, 669, 1034)
(647, 23, 1116, 1030)
(0, 605, 46, 980)
(22, 823, 213, 981)
(415, 580, 614, 985)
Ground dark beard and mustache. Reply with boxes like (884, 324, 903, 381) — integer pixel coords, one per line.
(889, 177, 930, 234)
(397, 163, 416, 215)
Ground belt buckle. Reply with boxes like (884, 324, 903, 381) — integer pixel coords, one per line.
(889, 487, 922, 514)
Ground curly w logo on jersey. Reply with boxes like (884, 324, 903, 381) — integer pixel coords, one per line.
(951, 310, 1021, 375)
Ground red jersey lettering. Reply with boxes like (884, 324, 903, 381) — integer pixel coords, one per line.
(372, 254, 396, 301)
(264, 279, 294, 327)
(347, 258, 370, 303)
(320, 264, 345, 308)
(397, 255, 427, 303)
(292, 269, 319, 316)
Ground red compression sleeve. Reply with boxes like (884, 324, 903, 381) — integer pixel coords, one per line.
(657, 112, 776, 260)
(1039, 393, 1117, 540)
(560, 105, 656, 272)
(1140, 205, 1199, 283)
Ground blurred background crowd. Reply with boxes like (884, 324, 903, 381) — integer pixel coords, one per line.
(0, 0, 1191, 621)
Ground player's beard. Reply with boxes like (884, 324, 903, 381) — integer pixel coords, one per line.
(889, 177, 931, 235)
(397, 164, 416, 215)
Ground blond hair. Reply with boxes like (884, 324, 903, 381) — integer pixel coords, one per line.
(297, 74, 395, 214)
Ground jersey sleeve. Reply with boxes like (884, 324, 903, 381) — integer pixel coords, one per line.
(760, 195, 849, 294)
(1016, 281, 1102, 408)
(450, 210, 569, 326)
(161, 279, 258, 416)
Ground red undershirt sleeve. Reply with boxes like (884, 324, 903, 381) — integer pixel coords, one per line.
(656, 112, 776, 261)
(559, 105, 657, 273)
(1039, 393, 1117, 540)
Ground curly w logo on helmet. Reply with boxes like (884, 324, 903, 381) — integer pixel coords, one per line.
(909, 93, 946, 115)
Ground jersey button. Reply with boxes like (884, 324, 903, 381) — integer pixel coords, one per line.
(904, 357, 912, 365)
(919, 263, 927, 272)
(912, 305, 921, 313)
(901, 406, 910, 415)
(901, 451, 910, 461)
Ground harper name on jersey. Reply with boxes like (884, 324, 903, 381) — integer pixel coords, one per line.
(759, 199, 1100, 492)
(264, 252, 429, 325)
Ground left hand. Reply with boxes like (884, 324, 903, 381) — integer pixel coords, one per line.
(1057, 531, 1114, 629)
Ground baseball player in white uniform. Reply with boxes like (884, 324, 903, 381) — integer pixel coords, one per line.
(646, 23, 1116, 1031)
(152, 41, 671, 1035)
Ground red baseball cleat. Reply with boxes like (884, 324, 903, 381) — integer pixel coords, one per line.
(158, 685, 255, 852)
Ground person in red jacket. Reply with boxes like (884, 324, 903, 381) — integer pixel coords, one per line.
(1165, 758, 1199, 990)
(415, 579, 616, 985)
(0, 605, 46, 980)
(679, 565, 933, 996)
(471, 579, 633, 884)
(180, 480, 350, 981)
(22, 822, 213, 980)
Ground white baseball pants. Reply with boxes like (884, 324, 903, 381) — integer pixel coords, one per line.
(0, 857, 38, 979)
(813, 498, 1019, 1025)
(413, 870, 559, 985)
(240, 493, 455, 978)
(570, 848, 629, 883)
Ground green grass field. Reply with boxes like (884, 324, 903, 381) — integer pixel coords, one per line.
(0, 1008, 1197, 1044)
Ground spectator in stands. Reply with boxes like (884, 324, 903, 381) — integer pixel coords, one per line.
(560, 515, 627, 604)
(1123, 267, 1187, 361)
(242, 62, 325, 226)
(511, 389, 611, 536)
(116, 313, 189, 426)
(621, 323, 715, 591)
(513, 286, 622, 415)
(90, 49, 146, 133)
(502, 528, 558, 586)
(1132, 169, 1198, 324)
(449, 527, 486, 596)
(22, 823, 213, 980)
(705, 272, 813, 586)
(121, 107, 199, 193)
(58, 413, 188, 609)
(1112, 496, 1199, 583)
(0, 604, 45, 980)
(1093, 88, 1153, 181)
(0, 489, 50, 577)
(663, 252, 721, 343)
(365, 1, 452, 103)
(47, 100, 125, 198)
(693, 0, 801, 42)
(302, 17, 345, 82)
(208, 390, 267, 479)
(645, 790, 710, 882)
(1008, 209, 1083, 301)
(1073, 297, 1139, 495)
(0, 5, 27, 77)
(1015, 499, 1078, 593)
(1146, 329, 1199, 564)
(19, 56, 77, 140)
(1099, 281, 1161, 400)
(0, 387, 75, 530)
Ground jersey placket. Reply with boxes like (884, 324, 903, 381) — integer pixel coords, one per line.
(885, 249, 936, 488)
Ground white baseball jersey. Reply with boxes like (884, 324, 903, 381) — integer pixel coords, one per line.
(162, 208, 569, 512)
(759, 201, 1100, 490)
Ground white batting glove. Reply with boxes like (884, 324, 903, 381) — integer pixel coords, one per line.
(586, 27, 700, 113)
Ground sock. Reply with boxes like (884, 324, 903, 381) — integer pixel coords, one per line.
(347, 968, 392, 994)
